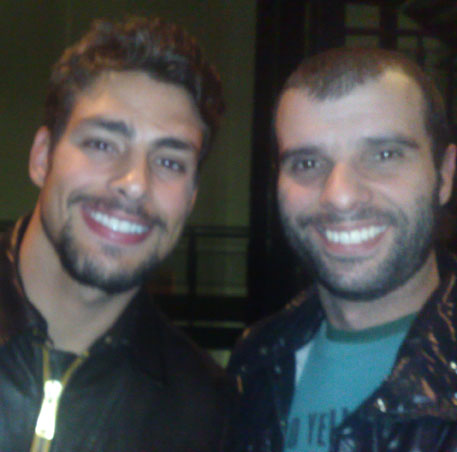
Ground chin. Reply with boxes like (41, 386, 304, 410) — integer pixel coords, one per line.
(63, 257, 157, 293)
(59, 243, 160, 294)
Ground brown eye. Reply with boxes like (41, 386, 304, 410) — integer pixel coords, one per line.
(156, 157, 185, 173)
(375, 149, 403, 161)
(82, 138, 116, 154)
(290, 156, 327, 176)
(294, 159, 319, 170)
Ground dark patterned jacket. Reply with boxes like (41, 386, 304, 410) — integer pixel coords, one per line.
(228, 253, 457, 451)
(0, 218, 235, 452)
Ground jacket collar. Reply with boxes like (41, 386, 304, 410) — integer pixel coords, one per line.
(360, 257, 457, 421)
(0, 216, 46, 343)
(229, 287, 323, 374)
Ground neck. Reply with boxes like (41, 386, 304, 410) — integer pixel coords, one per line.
(318, 251, 440, 331)
(18, 209, 138, 354)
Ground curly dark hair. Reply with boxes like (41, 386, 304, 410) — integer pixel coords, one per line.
(44, 16, 224, 163)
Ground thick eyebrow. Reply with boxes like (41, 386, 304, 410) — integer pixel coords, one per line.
(363, 134, 420, 150)
(279, 145, 322, 164)
(74, 117, 199, 152)
(151, 136, 198, 153)
(75, 117, 134, 138)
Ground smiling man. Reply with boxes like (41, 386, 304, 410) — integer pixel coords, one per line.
(229, 48, 457, 452)
(0, 16, 234, 452)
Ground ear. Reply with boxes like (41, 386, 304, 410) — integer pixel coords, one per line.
(29, 126, 52, 188)
(438, 144, 456, 206)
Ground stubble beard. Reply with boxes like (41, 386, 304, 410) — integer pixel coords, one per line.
(279, 187, 439, 301)
(40, 207, 167, 294)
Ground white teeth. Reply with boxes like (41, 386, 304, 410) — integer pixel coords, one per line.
(324, 225, 386, 245)
(89, 211, 148, 235)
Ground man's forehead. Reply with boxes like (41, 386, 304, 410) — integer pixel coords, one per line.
(277, 70, 425, 125)
(80, 70, 199, 111)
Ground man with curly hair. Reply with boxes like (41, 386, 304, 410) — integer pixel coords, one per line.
(0, 16, 233, 452)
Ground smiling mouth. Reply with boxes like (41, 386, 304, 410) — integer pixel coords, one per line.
(323, 225, 387, 245)
(81, 204, 153, 245)
(89, 210, 149, 235)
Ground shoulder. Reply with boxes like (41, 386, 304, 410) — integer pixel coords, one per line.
(0, 217, 29, 275)
(136, 299, 236, 404)
(156, 307, 228, 383)
(130, 301, 237, 451)
(0, 222, 15, 268)
(154, 307, 238, 447)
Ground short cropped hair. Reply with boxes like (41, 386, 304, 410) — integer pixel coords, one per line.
(279, 47, 450, 166)
(44, 16, 224, 163)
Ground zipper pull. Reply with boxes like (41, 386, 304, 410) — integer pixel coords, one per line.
(35, 380, 63, 440)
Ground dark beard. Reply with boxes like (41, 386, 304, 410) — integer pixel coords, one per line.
(279, 187, 439, 301)
(56, 222, 161, 293)
(40, 196, 167, 293)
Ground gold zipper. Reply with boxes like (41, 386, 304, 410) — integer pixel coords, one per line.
(30, 346, 87, 452)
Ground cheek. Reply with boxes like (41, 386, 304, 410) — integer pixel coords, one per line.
(376, 168, 437, 207)
(153, 180, 196, 216)
(47, 152, 96, 191)
(278, 177, 317, 214)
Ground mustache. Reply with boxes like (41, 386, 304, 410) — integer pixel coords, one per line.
(68, 194, 168, 230)
(295, 207, 399, 229)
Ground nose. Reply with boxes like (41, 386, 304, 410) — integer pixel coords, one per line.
(319, 163, 372, 213)
(108, 156, 149, 201)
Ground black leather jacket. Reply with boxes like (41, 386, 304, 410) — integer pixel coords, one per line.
(0, 218, 235, 452)
(228, 254, 457, 451)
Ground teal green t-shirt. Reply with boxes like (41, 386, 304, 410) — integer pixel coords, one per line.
(285, 314, 416, 452)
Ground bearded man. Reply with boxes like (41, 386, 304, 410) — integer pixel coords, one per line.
(229, 48, 457, 452)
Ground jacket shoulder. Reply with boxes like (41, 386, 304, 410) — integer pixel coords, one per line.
(156, 306, 228, 382)
(228, 288, 322, 374)
(137, 300, 237, 405)
(153, 307, 238, 451)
